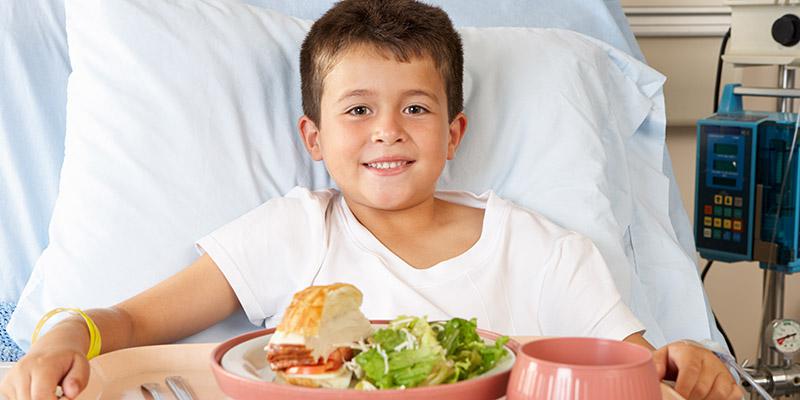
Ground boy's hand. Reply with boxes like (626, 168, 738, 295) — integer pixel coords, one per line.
(653, 341, 744, 400)
(0, 345, 90, 400)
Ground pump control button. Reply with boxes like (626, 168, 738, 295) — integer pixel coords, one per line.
(773, 14, 800, 47)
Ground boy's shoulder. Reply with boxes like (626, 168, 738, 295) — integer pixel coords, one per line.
(260, 186, 339, 210)
(438, 190, 579, 243)
(281, 186, 335, 199)
(499, 195, 579, 242)
(241, 186, 339, 226)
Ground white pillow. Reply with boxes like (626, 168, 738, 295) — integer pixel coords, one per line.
(9, 0, 662, 349)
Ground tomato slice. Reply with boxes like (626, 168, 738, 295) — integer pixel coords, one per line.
(328, 347, 353, 363)
(285, 363, 332, 375)
(284, 347, 351, 375)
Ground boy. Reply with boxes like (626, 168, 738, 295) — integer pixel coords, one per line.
(1, 1, 742, 399)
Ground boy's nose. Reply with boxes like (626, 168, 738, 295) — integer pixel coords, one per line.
(371, 114, 406, 144)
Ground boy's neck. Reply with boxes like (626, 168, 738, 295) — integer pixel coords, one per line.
(341, 192, 486, 269)
(343, 194, 441, 236)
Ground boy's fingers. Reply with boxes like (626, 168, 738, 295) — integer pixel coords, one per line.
(29, 367, 60, 400)
(671, 350, 702, 399)
(652, 347, 668, 379)
(14, 373, 32, 400)
(700, 371, 731, 400)
(725, 382, 745, 400)
(11, 376, 31, 400)
(0, 378, 15, 400)
(60, 354, 89, 399)
(0, 378, 10, 400)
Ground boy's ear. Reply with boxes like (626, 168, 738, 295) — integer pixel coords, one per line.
(298, 115, 323, 161)
(446, 112, 468, 160)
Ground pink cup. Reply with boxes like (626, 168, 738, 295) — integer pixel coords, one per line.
(506, 337, 661, 400)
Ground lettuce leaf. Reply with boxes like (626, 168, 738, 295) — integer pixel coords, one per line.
(435, 318, 510, 381)
(353, 316, 507, 390)
(354, 344, 449, 389)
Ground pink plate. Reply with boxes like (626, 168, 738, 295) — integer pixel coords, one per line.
(210, 321, 521, 400)
(68, 339, 682, 399)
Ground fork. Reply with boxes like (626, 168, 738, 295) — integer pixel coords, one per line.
(165, 376, 196, 400)
(140, 382, 162, 400)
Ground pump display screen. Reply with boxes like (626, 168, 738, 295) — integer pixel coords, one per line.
(712, 176, 737, 187)
(713, 159, 737, 172)
(714, 143, 738, 156)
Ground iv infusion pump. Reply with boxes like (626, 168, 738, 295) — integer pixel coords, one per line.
(695, 84, 800, 273)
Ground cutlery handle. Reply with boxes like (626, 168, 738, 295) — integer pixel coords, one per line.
(165, 376, 195, 400)
(140, 383, 163, 400)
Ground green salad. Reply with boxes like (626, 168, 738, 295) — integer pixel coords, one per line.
(346, 316, 510, 390)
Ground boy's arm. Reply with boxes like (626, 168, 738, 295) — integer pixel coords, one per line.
(0, 253, 239, 399)
(623, 332, 744, 400)
(623, 331, 656, 350)
(112, 252, 240, 349)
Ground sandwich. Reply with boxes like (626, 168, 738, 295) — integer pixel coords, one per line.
(266, 283, 373, 389)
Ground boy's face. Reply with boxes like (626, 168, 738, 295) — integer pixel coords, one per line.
(299, 46, 467, 211)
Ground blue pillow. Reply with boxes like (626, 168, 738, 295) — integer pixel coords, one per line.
(0, 0, 69, 303)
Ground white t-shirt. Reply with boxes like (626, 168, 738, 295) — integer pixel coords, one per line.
(197, 187, 644, 340)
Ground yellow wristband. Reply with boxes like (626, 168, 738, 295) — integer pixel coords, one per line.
(32, 308, 102, 360)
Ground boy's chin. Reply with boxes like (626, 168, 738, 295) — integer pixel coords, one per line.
(352, 189, 432, 212)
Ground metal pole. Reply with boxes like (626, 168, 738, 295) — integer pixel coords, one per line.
(767, 271, 785, 367)
(756, 66, 795, 383)
(780, 66, 797, 400)
(773, 67, 792, 365)
(778, 66, 796, 112)
(759, 269, 785, 368)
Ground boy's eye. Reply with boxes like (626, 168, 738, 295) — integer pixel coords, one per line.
(405, 105, 427, 115)
(347, 106, 370, 116)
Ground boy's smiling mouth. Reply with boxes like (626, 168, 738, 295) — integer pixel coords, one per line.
(362, 157, 415, 175)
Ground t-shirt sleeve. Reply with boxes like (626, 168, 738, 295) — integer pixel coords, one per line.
(537, 234, 645, 341)
(195, 187, 332, 326)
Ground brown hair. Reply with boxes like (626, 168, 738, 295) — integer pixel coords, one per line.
(300, 0, 463, 125)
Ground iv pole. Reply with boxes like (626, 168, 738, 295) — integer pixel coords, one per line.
(758, 65, 794, 371)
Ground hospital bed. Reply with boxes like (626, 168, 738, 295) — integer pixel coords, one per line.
(0, 0, 718, 362)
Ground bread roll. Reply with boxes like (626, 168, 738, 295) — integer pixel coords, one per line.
(271, 283, 372, 360)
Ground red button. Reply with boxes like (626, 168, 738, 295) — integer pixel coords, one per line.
(704, 205, 713, 215)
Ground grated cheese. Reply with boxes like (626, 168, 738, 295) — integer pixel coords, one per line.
(344, 359, 364, 379)
(376, 344, 389, 374)
(393, 328, 418, 352)
(389, 316, 415, 328)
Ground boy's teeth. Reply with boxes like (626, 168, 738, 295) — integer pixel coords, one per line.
(368, 161, 407, 169)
